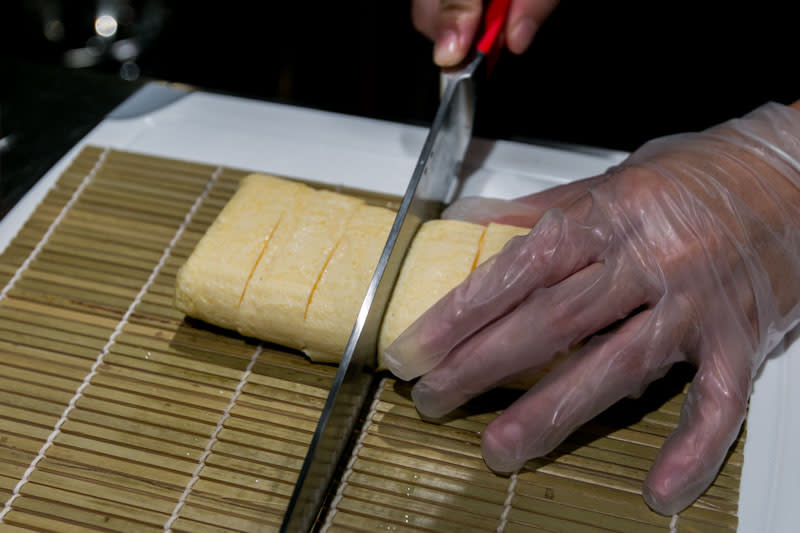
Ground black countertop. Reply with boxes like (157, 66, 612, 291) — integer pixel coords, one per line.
(0, 60, 144, 220)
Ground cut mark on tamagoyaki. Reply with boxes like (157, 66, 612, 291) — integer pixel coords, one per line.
(238, 212, 283, 306)
(304, 204, 395, 362)
(305, 237, 342, 322)
(174, 174, 310, 331)
(237, 189, 363, 349)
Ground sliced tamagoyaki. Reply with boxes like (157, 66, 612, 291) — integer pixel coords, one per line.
(237, 189, 364, 350)
(174, 174, 311, 330)
(476, 222, 530, 266)
(377, 219, 486, 368)
(303, 204, 395, 362)
(175, 174, 532, 371)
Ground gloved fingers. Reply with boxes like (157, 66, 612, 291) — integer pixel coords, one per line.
(480, 305, 685, 473)
(642, 347, 750, 515)
(442, 175, 606, 226)
(505, 0, 561, 54)
(411, 260, 649, 418)
(384, 201, 609, 381)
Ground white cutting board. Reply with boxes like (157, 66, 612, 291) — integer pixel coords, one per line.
(0, 85, 795, 532)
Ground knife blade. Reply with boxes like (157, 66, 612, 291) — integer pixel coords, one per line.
(280, 3, 510, 531)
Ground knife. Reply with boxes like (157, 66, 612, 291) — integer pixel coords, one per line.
(279, 2, 511, 531)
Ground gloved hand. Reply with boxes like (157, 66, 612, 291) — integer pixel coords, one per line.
(412, 0, 560, 66)
(383, 102, 800, 515)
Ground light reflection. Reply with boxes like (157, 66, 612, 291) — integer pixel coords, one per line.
(64, 48, 97, 68)
(120, 61, 140, 81)
(94, 14, 118, 38)
(43, 19, 65, 42)
(112, 39, 140, 62)
(86, 36, 106, 56)
(0, 135, 15, 154)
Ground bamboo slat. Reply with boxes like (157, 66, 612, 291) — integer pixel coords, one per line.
(0, 146, 743, 533)
(0, 147, 343, 532)
(320, 377, 744, 532)
(321, 375, 743, 533)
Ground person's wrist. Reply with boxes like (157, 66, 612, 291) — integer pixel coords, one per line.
(706, 103, 800, 322)
(617, 104, 800, 324)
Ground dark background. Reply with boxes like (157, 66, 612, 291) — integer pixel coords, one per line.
(1, 1, 798, 219)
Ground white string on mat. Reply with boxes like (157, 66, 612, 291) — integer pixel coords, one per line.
(0, 164, 223, 523)
(496, 471, 519, 533)
(0, 147, 110, 303)
(669, 513, 679, 533)
(163, 343, 263, 532)
(319, 377, 387, 533)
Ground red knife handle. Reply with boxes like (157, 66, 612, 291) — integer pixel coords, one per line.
(476, 0, 512, 55)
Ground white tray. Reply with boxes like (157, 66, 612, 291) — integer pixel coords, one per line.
(0, 85, 795, 532)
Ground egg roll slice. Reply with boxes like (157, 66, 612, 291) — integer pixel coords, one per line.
(303, 204, 396, 363)
(476, 222, 530, 266)
(238, 189, 364, 349)
(377, 219, 485, 369)
(175, 174, 311, 330)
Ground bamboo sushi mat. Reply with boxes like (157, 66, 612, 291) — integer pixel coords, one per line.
(0, 146, 743, 532)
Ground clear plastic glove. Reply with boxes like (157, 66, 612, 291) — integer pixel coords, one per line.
(383, 102, 800, 515)
(412, 0, 560, 66)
